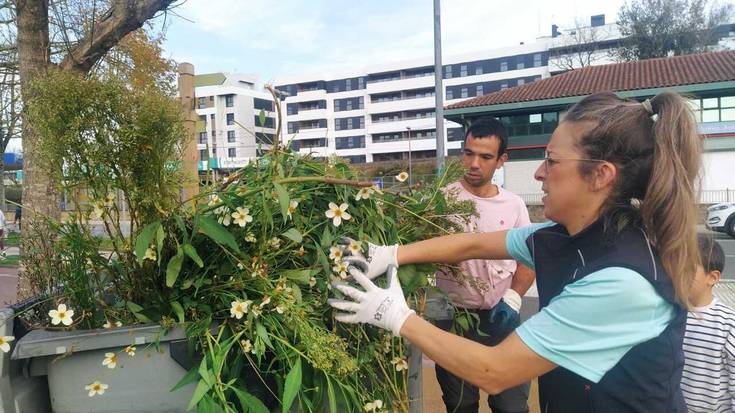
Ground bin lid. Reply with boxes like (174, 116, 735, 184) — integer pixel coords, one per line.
(11, 324, 187, 360)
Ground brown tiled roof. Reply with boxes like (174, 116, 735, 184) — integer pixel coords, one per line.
(447, 50, 735, 110)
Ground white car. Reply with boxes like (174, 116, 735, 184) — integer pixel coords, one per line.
(706, 203, 735, 237)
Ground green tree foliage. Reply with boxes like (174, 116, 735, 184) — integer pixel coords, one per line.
(615, 0, 734, 61)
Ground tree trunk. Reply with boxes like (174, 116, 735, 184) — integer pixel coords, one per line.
(17, 0, 54, 298)
(0, 158, 5, 213)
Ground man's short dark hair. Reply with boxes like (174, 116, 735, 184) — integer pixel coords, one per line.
(465, 117, 508, 156)
(698, 234, 725, 273)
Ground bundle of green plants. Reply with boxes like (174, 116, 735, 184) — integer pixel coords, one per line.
(20, 73, 475, 412)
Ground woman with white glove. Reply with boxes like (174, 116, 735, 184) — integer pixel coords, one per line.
(329, 92, 702, 413)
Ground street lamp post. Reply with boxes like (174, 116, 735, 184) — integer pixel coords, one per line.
(406, 126, 412, 186)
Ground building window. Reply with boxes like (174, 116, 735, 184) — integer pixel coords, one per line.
(533, 53, 542, 67)
(347, 118, 353, 129)
(358, 78, 364, 89)
(507, 148, 546, 161)
(517, 61, 525, 70)
(199, 149, 207, 160)
(199, 132, 207, 144)
(475, 66, 483, 75)
(254, 98, 273, 111)
(500, 61, 508, 72)
(197, 97, 207, 109)
(228, 148, 236, 158)
(227, 130, 236, 142)
(517, 79, 525, 86)
(336, 135, 365, 149)
(460, 88, 468, 98)
(225, 95, 234, 107)
(529, 114, 542, 123)
(226, 113, 235, 125)
(343, 155, 366, 164)
(476, 85, 483, 96)
(447, 127, 465, 142)
(446, 89, 454, 100)
(460, 64, 468, 77)
(500, 82, 508, 90)
(445, 65, 452, 79)
(721, 96, 735, 121)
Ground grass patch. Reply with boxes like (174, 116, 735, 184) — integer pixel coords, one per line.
(0, 255, 20, 267)
(4, 231, 19, 247)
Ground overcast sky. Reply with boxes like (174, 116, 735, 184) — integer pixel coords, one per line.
(161, 0, 627, 82)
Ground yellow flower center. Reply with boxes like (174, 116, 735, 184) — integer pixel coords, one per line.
(93, 384, 101, 391)
(334, 210, 342, 217)
(58, 311, 66, 318)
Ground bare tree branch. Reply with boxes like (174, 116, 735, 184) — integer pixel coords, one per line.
(59, 0, 177, 73)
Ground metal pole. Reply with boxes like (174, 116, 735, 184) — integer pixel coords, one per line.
(407, 127, 412, 187)
(433, 0, 445, 175)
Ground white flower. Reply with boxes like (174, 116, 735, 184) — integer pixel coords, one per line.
(396, 172, 409, 182)
(230, 300, 252, 319)
(296, 246, 306, 257)
(102, 352, 118, 369)
(325, 202, 351, 227)
(244, 233, 256, 243)
(269, 237, 281, 249)
(329, 246, 343, 262)
(125, 346, 136, 357)
(217, 208, 232, 226)
(115, 321, 123, 327)
(0, 336, 14, 353)
(287, 200, 299, 219)
(231, 207, 254, 227)
(391, 356, 408, 371)
(364, 400, 384, 412)
(240, 339, 254, 353)
(49, 304, 74, 326)
(308, 277, 317, 287)
(259, 296, 271, 308)
(207, 194, 221, 206)
(274, 305, 286, 314)
(85, 381, 108, 397)
(251, 306, 262, 318)
(333, 261, 349, 279)
(355, 187, 374, 201)
(103, 321, 112, 329)
(143, 245, 156, 261)
(348, 240, 361, 255)
(237, 262, 245, 270)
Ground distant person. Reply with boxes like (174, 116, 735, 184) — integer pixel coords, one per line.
(681, 235, 735, 412)
(14, 205, 20, 230)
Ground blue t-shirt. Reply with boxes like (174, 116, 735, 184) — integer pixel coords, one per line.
(505, 223, 676, 383)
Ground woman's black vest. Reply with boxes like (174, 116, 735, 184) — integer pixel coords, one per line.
(527, 218, 687, 413)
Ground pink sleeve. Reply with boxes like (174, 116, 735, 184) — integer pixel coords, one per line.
(515, 199, 531, 228)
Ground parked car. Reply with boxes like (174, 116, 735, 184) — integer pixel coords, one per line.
(706, 203, 735, 237)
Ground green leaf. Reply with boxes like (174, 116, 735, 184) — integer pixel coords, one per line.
(196, 215, 240, 253)
(316, 247, 331, 276)
(171, 300, 185, 324)
(197, 357, 214, 386)
(174, 214, 188, 239)
(126, 301, 144, 313)
(187, 379, 213, 411)
(281, 358, 302, 413)
(166, 247, 184, 287)
(273, 182, 290, 222)
(155, 224, 165, 261)
(198, 395, 224, 413)
(132, 311, 152, 324)
(170, 366, 198, 392)
(231, 387, 270, 413)
(282, 228, 302, 243)
(320, 225, 333, 249)
(258, 109, 266, 128)
(282, 269, 318, 284)
(326, 377, 337, 413)
(183, 244, 204, 268)
(135, 221, 161, 264)
(255, 322, 273, 349)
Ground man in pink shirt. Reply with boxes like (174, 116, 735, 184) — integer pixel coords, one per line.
(435, 117, 535, 413)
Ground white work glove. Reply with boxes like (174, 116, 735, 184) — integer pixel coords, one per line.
(502, 289, 522, 313)
(339, 237, 398, 280)
(328, 265, 414, 336)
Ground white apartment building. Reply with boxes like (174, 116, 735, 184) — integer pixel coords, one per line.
(193, 73, 277, 174)
(274, 16, 623, 164)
